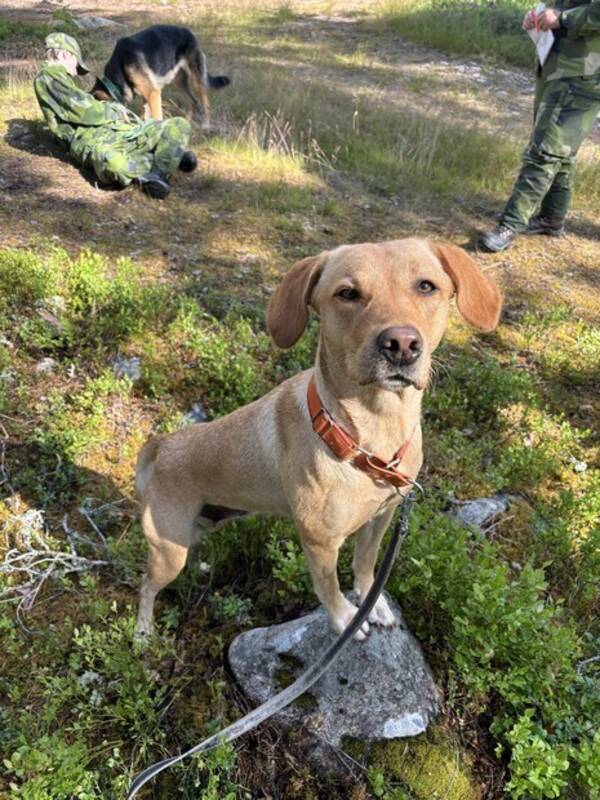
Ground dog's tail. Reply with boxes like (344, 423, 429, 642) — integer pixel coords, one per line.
(190, 44, 230, 91)
(208, 74, 230, 90)
(135, 436, 163, 498)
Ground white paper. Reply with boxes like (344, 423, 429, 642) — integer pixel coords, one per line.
(527, 2, 555, 67)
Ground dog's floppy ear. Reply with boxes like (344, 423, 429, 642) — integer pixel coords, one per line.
(267, 254, 326, 348)
(432, 242, 502, 332)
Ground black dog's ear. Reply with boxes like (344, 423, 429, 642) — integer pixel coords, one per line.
(267, 254, 327, 348)
(432, 242, 502, 332)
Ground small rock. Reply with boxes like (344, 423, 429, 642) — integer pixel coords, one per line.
(35, 357, 56, 374)
(185, 402, 208, 424)
(229, 593, 438, 749)
(569, 456, 588, 473)
(111, 355, 141, 382)
(79, 670, 103, 688)
(449, 495, 510, 529)
(36, 308, 63, 332)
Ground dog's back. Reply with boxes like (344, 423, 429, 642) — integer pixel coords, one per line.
(94, 24, 230, 123)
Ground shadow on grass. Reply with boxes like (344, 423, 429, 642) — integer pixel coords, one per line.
(5, 117, 123, 191)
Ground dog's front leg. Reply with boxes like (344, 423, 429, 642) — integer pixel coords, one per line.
(300, 532, 370, 640)
(352, 508, 396, 628)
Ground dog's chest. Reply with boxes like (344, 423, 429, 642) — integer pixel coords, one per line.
(153, 58, 186, 88)
(297, 455, 404, 533)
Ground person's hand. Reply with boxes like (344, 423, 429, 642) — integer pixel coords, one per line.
(537, 8, 561, 30)
(522, 9, 536, 31)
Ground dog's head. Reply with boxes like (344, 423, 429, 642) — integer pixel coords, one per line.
(267, 238, 502, 392)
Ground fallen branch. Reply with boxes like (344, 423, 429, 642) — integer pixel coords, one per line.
(0, 507, 110, 620)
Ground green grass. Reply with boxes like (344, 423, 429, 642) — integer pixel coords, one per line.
(373, 0, 534, 67)
(0, 18, 50, 45)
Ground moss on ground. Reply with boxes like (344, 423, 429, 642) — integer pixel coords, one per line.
(372, 735, 482, 800)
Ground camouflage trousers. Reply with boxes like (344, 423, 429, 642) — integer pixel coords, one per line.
(69, 116, 191, 186)
(500, 74, 600, 232)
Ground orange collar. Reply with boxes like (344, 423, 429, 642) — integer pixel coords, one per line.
(307, 375, 415, 489)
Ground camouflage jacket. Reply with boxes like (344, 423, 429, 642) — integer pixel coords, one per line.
(33, 62, 138, 146)
(542, 0, 600, 80)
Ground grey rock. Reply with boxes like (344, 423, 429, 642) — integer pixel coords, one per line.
(185, 402, 208, 424)
(569, 455, 588, 473)
(111, 355, 141, 382)
(450, 494, 510, 529)
(73, 15, 125, 30)
(228, 594, 439, 748)
(35, 357, 56, 374)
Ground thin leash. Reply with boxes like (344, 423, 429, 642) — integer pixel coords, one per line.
(127, 490, 419, 799)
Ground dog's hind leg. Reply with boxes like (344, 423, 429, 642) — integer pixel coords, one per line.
(186, 50, 211, 130)
(136, 503, 192, 636)
(173, 69, 201, 121)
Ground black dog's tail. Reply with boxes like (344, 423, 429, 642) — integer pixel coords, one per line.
(191, 45, 230, 90)
(208, 74, 230, 90)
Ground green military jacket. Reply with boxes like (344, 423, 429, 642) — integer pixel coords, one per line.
(542, 0, 600, 80)
(33, 62, 137, 146)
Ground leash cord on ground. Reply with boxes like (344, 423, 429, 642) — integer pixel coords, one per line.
(127, 492, 416, 799)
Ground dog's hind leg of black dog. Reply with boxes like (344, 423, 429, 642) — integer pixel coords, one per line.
(179, 45, 230, 130)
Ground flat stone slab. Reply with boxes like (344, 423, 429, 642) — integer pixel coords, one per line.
(228, 594, 439, 748)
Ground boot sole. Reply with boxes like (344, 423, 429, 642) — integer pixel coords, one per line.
(524, 228, 565, 237)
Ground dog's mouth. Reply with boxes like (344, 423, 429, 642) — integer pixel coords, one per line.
(382, 373, 418, 388)
(359, 369, 423, 391)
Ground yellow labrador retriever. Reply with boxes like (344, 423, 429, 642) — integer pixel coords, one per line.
(135, 239, 501, 639)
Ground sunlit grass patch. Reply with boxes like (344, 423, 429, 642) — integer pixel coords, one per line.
(0, 74, 36, 114)
(372, 0, 532, 67)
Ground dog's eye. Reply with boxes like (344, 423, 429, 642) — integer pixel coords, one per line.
(335, 287, 361, 302)
(417, 280, 437, 294)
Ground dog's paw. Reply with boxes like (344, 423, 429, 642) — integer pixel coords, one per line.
(135, 616, 154, 643)
(330, 598, 370, 641)
(368, 594, 396, 628)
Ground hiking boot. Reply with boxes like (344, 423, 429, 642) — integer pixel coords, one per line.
(479, 225, 516, 253)
(178, 150, 197, 173)
(525, 215, 565, 237)
(137, 172, 171, 199)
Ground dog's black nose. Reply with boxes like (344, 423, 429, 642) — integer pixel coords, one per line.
(377, 326, 422, 365)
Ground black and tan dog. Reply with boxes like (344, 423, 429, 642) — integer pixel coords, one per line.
(92, 24, 230, 128)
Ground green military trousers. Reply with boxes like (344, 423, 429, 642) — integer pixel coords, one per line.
(500, 73, 600, 232)
(70, 116, 192, 187)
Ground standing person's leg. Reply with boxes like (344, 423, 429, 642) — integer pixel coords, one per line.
(533, 75, 600, 228)
(480, 75, 600, 251)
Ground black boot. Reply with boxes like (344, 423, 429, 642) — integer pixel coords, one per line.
(479, 225, 516, 253)
(525, 215, 565, 237)
(137, 171, 171, 199)
(179, 151, 197, 173)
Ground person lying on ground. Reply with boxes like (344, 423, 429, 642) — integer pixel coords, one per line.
(33, 33, 198, 199)
(480, 1, 600, 252)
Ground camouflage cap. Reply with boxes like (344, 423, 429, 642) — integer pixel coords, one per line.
(45, 32, 90, 75)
